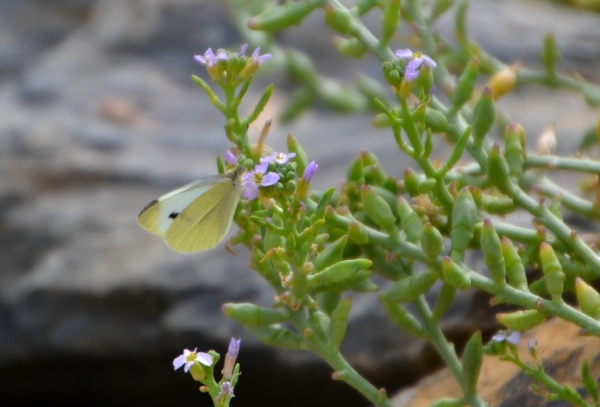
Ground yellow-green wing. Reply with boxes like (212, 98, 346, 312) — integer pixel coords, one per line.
(137, 178, 221, 238)
(164, 180, 242, 252)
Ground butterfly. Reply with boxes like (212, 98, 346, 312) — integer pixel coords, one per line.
(137, 166, 245, 253)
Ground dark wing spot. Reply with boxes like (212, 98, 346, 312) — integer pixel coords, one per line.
(169, 212, 179, 219)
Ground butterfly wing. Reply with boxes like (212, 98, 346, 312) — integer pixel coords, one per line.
(164, 180, 241, 252)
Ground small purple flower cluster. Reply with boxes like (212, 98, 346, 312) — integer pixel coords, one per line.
(395, 49, 437, 82)
(229, 150, 318, 201)
(195, 44, 271, 68)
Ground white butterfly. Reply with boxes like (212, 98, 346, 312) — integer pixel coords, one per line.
(137, 166, 245, 253)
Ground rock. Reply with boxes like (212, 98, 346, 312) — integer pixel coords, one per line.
(392, 318, 600, 407)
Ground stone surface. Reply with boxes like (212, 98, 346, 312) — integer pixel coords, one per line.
(0, 0, 599, 407)
(392, 318, 600, 407)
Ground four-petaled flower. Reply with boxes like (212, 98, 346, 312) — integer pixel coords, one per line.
(395, 49, 437, 82)
(194, 48, 228, 67)
(262, 152, 296, 165)
(215, 381, 235, 402)
(173, 348, 213, 373)
(303, 161, 318, 181)
(242, 161, 280, 200)
(491, 330, 521, 345)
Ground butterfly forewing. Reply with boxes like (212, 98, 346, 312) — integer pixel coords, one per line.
(165, 181, 237, 252)
(137, 168, 244, 253)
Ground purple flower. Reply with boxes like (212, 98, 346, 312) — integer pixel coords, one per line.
(527, 337, 538, 351)
(242, 161, 280, 200)
(396, 49, 437, 83)
(222, 337, 241, 380)
(396, 49, 437, 69)
(261, 152, 296, 165)
(250, 46, 272, 64)
(491, 330, 521, 346)
(238, 43, 249, 57)
(225, 150, 237, 166)
(303, 161, 318, 181)
(215, 381, 235, 402)
(194, 48, 228, 66)
(404, 61, 420, 82)
(173, 348, 213, 373)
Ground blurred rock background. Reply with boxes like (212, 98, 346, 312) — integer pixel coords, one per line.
(0, 1, 598, 406)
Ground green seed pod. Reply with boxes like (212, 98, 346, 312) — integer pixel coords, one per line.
(222, 303, 291, 327)
(330, 297, 352, 351)
(451, 59, 479, 113)
(461, 331, 483, 396)
(380, 0, 400, 44)
(347, 154, 364, 182)
(364, 165, 386, 186)
(281, 88, 314, 123)
(318, 291, 341, 315)
(433, 283, 456, 321)
(480, 218, 506, 288)
(404, 168, 420, 197)
(397, 196, 424, 242)
(504, 123, 525, 178)
(246, 324, 305, 350)
(372, 186, 397, 209)
(383, 302, 426, 339)
(314, 235, 348, 272)
(361, 151, 387, 182)
(540, 242, 565, 303)
(310, 270, 374, 294)
(380, 270, 438, 303)
(287, 133, 309, 175)
(320, 80, 365, 112)
(348, 220, 369, 244)
(541, 33, 560, 78)
(372, 112, 392, 128)
(481, 195, 515, 215)
(247, 0, 321, 31)
(309, 309, 331, 341)
(496, 309, 547, 331)
(501, 237, 528, 292)
(357, 75, 389, 109)
(324, 2, 353, 34)
(442, 256, 471, 290)
(487, 143, 514, 195)
(333, 36, 366, 58)
(313, 187, 336, 220)
(455, 0, 468, 45)
(450, 188, 478, 256)
(421, 222, 445, 261)
(472, 86, 495, 145)
(353, 278, 379, 292)
(575, 277, 600, 320)
(307, 259, 373, 285)
(424, 107, 449, 133)
(361, 185, 397, 231)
